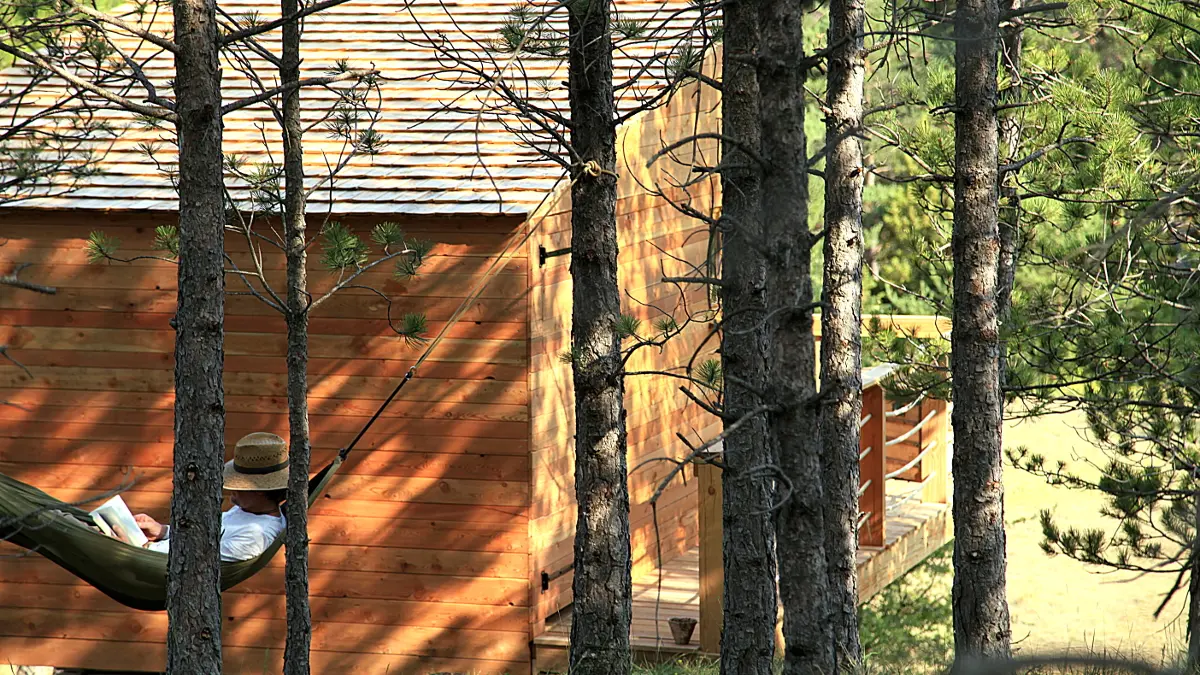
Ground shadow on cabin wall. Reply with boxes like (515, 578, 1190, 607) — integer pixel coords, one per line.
(0, 210, 538, 674)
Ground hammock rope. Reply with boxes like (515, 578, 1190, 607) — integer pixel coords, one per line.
(339, 213, 544, 458)
(0, 212, 550, 611)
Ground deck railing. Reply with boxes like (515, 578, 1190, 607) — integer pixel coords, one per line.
(694, 315, 951, 654)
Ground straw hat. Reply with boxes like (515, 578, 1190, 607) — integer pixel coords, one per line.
(223, 432, 290, 491)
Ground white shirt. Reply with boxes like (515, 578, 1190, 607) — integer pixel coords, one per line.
(147, 506, 285, 562)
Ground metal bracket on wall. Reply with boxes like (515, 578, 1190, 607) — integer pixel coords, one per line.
(540, 562, 575, 592)
(538, 244, 572, 267)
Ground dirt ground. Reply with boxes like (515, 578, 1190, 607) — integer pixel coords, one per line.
(1002, 411, 1188, 663)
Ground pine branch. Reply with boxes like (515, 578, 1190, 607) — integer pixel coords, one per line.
(221, 70, 376, 115)
(682, 68, 722, 92)
(0, 264, 55, 294)
(70, 2, 178, 53)
(662, 275, 723, 286)
(646, 133, 767, 169)
(999, 137, 1094, 175)
(640, 402, 775, 507)
(0, 345, 33, 378)
(1113, 0, 1200, 38)
(1001, 2, 1069, 20)
(307, 247, 422, 312)
(0, 43, 175, 122)
(91, 27, 176, 111)
(221, 0, 357, 44)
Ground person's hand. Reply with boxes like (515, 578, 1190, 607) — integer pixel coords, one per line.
(134, 513, 165, 541)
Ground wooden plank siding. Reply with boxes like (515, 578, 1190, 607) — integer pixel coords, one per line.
(0, 209, 532, 674)
(526, 69, 723, 636)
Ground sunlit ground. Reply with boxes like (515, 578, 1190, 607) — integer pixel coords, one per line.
(1004, 410, 1186, 663)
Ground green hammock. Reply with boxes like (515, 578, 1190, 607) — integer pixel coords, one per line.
(0, 454, 344, 612)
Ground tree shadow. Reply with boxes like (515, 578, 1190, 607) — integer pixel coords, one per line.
(0, 209, 537, 674)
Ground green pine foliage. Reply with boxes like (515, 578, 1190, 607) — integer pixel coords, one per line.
(846, 0, 1200, 611)
(394, 312, 428, 347)
(319, 222, 370, 270)
(696, 358, 722, 392)
(84, 231, 120, 263)
(615, 314, 642, 340)
(153, 225, 180, 259)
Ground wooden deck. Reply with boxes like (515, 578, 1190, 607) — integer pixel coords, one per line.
(532, 486, 950, 671)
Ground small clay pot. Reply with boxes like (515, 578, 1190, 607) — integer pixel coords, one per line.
(668, 616, 698, 645)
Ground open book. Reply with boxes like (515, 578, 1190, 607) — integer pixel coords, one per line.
(89, 495, 149, 547)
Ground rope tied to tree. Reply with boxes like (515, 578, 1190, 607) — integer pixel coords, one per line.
(572, 159, 617, 185)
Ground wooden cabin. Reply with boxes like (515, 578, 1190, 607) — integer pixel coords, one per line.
(0, 1, 951, 673)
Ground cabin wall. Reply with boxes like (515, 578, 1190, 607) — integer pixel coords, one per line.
(528, 71, 723, 633)
(0, 209, 531, 674)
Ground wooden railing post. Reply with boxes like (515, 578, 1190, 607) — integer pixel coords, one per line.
(859, 383, 887, 547)
(920, 397, 949, 504)
(696, 455, 723, 653)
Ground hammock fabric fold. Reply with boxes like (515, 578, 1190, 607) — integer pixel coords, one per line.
(0, 455, 344, 612)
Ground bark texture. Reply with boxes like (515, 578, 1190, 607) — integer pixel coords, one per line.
(951, 0, 1013, 662)
(996, 0, 1022, 387)
(720, 1, 779, 673)
(819, 0, 868, 664)
(167, 0, 225, 671)
(280, 0, 313, 671)
(758, 0, 832, 672)
(1190, 493, 1200, 670)
(565, 0, 631, 673)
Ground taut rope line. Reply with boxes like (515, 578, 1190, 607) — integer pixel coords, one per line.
(338, 206, 555, 459)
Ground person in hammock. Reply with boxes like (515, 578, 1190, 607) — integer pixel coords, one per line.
(133, 432, 289, 562)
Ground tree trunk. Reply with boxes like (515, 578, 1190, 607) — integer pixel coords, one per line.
(819, 0, 868, 665)
(565, 0, 631, 673)
(719, 1, 778, 673)
(758, 0, 832, 672)
(280, 0, 313, 671)
(951, 0, 1012, 663)
(167, 0, 225, 671)
(1189, 491, 1200, 672)
(996, 0, 1022, 387)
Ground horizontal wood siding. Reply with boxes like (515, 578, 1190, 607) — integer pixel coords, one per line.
(0, 209, 531, 674)
(528, 72, 722, 634)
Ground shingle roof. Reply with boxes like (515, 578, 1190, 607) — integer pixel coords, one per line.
(0, 0, 706, 215)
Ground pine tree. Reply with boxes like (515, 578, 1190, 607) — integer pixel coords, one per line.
(0, 0, 120, 205)
(563, 0, 633, 672)
(819, 0, 868, 663)
(718, 0, 780, 672)
(167, 0, 226, 670)
(401, 3, 716, 672)
(1005, 4, 1200, 664)
(949, 0, 1013, 661)
(758, 0, 835, 670)
(279, 0, 312, 669)
(5, 3, 409, 668)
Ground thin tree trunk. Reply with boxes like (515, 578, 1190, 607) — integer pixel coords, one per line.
(996, 0, 1022, 387)
(720, 1, 778, 673)
(565, 0, 630, 673)
(280, 0, 312, 671)
(1189, 491, 1200, 672)
(819, 0, 868, 664)
(167, 0, 225, 671)
(758, 0, 832, 672)
(951, 0, 1012, 663)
